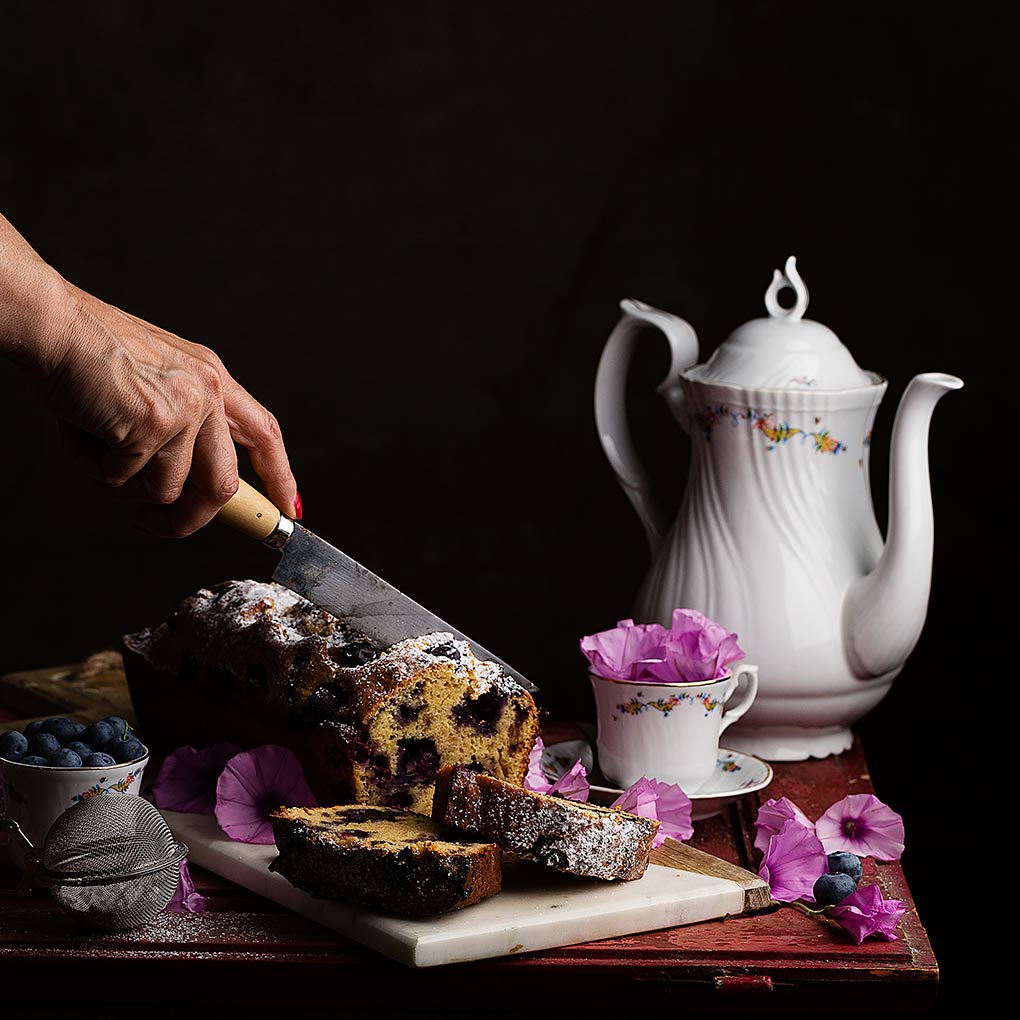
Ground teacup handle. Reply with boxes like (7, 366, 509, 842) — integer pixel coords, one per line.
(718, 664, 759, 734)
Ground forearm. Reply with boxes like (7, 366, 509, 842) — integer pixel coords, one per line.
(0, 211, 72, 376)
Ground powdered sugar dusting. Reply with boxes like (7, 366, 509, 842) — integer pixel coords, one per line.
(437, 766, 658, 882)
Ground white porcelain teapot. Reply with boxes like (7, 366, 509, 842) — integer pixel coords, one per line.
(594, 257, 963, 761)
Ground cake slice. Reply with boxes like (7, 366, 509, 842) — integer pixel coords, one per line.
(432, 764, 659, 881)
(269, 803, 502, 917)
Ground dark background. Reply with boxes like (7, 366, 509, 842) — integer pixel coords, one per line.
(1, 2, 1008, 1012)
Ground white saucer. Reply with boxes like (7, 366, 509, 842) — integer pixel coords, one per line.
(541, 739, 773, 822)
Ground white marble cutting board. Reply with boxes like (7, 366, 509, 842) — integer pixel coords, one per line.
(162, 809, 751, 968)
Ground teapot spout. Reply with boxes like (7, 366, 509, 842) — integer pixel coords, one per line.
(843, 372, 964, 679)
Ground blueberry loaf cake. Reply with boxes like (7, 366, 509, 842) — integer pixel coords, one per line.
(269, 803, 502, 916)
(122, 580, 539, 813)
(432, 764, 659, 881)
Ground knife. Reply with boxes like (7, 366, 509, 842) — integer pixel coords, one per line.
(215, 479, 538, 692)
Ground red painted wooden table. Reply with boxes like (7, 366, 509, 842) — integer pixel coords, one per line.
(1, 708, 938, 1014)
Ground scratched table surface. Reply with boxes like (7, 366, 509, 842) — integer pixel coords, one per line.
(0, 661, 939, 1014)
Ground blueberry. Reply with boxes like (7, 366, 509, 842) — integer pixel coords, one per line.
(827, 851, 863, 883)
(47, 748, 83, 768)
(451, 690, 508, 735)
(18, 755, 49, 766)
(103, 716, 132, 741)
(813, 872, 857, 906)
(83, 720, 115, 749)
(427, 642, 461, 662)
(27, 732, 61, 757)
(41, 718, 83, 743)
(82, 752, 117, 767)
(107, 736, 145, 763)
(532, 843, 569, 870)
(24, 720, 44, 737)
(64, 740, 95, 759)
(0, 730, 29, 761)
(395, 738, 440, 785)
(335, 643, 378, 667)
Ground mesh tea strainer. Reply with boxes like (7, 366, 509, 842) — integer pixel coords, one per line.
(6, 794, 188, 930)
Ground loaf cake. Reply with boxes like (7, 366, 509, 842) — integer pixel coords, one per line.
(432, 764, 659, 881)
(122, 580, 540, 813)
(269, 803, 502, 916)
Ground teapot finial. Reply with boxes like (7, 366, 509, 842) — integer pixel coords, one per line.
(764, 255, 809, 322)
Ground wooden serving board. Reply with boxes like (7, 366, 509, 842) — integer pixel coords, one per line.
(162, 809, 772, 968)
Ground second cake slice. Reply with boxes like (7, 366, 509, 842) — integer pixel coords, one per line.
(432, 764, 659, 881)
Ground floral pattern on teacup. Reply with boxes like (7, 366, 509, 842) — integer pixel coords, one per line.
(614, 691, 722, 720)
(73, 767, 142, 803)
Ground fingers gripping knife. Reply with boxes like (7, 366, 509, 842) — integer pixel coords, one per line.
(216, 479, 538, 692)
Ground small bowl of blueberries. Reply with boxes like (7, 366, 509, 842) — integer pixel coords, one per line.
(0, 715, 149, 867)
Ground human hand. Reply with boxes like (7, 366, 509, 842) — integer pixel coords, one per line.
(1, 213, 298, 538)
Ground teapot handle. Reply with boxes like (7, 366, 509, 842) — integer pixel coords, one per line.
(594, 299, 699, 558)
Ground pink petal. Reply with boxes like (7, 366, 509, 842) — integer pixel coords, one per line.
(580, 619, 670, 681)
(582, 611, 743, 684)
(753, 796, 815, 855)
(165, 859, 206, 913)
(524, 736, 553, 794)
(758, 818, 828, 902)
(828, 883, 906, 944)
(815, 794, 905, 861)
(612, 776, 693, 847)
(215, 745, 317, 844)
(667, 609, 745, 680)
(152, 743, 243, 815)
(547, 759, 590, 802)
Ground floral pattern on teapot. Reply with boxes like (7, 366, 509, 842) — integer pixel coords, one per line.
(695, 403, 848, 455)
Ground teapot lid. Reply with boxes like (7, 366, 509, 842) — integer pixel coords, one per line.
(689, 257, 874, 390)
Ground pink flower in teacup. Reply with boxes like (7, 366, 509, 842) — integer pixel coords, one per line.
(579, 619, 670, 682)
(646, 609, 745, 684)
(580, 610, 744, 684)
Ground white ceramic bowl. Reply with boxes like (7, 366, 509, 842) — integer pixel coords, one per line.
(1, 749, 149, 869)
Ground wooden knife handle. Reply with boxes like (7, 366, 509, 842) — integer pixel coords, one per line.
(217, 478, 287, 542)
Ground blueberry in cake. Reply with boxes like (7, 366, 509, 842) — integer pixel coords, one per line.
(269, 803, 501, 916)
(432, 764, 659, 881)
(123, 580, 540, 813)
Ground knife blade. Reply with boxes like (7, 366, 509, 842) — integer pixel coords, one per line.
(215, 479, 538, 692)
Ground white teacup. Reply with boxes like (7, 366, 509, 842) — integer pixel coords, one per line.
(1, 752, 149, 870)
(590, 663, 759, 794)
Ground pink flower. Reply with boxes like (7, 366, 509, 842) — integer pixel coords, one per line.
(547, 759, 590, 802)
(815, 794, 905, 861)
(612, 776, 693, 847)
(753, 796, 815, 856)
(580, 618, 670, 682)
(152, 743, 243, 815)
(645, 609, 745, 684)
(581, 611, 743, 684)
(214, 745, 317, 844)
(524, 736, 590, 801)
(524, 736, 553, 794)
(828, 883, 906, 944)
(758, 818, 829, 902)
(165, 858, 206, 913)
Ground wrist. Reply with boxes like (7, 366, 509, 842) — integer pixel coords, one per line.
(0, 211, 79, 377)
(0, 260, 77, 377)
